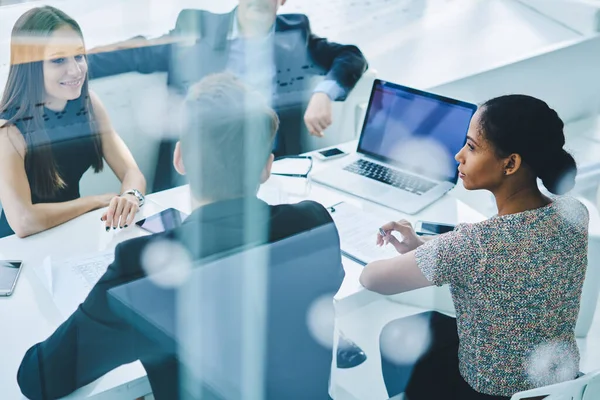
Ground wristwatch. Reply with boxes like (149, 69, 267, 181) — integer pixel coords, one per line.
(121, 189, 145, 207)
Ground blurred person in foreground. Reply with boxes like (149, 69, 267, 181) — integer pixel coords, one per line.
(17, 73, 344, 400)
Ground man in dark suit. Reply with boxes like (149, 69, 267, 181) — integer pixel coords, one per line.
(17, 73, 344, 400)
(87, 0, 368, 191)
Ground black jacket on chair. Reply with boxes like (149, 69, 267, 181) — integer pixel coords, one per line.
(17, 198, 344, 400)
(87, 8, 368, 155)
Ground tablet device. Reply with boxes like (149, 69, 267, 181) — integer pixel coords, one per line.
(136, 208, 189, 234)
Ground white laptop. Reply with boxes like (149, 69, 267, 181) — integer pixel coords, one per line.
(313, 79, 477, 214)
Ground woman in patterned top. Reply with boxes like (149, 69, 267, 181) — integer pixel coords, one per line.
(360, 95, 589, 400)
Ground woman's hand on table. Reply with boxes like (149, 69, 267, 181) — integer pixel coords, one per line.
(100, 194, 139, 231)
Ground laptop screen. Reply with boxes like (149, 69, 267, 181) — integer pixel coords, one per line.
(357, 80, 477, 182)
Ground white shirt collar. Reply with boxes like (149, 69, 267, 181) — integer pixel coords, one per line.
(228, 9, 276, 41)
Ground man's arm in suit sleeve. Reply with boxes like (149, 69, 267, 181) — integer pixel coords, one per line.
(305, 17, 368, 101)
(87, 34, 173, 80)
(16, 242, 148, 400)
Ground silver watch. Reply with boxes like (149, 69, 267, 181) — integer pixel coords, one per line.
(122, 189, 145, 207)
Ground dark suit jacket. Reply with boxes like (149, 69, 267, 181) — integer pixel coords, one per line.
(87, 8, 368, 155)
(17, 198, 343, 400)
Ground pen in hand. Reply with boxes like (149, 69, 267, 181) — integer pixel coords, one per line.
(378, 227, 389, 245)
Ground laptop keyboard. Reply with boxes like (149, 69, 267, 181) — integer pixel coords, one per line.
(344, 159, 436, 195)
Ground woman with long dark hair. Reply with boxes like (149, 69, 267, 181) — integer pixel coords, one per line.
(0, 6, 146, 238)
(360, 95, 589, 399)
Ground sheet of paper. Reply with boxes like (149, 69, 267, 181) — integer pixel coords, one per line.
(47, 250, 115, 318)
(328, 202, 401, 265)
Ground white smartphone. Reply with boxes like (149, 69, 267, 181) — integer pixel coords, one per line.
(414, 221, 455, 236)
(0, 260, 23, 297)
(315, 147, 348, 161)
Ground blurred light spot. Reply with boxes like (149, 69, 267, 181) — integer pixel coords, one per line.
(131, 86, 175, 139)
(141, 239, 192, 288)
(553, 198, 588, 232)
(390, 137, 455, 180)
(380, 314, 431, 365)
(526, 341, 578, 388)
(306, 294, 336, 349)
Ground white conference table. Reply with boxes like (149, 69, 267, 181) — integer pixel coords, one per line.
(0, 139, 574, 400)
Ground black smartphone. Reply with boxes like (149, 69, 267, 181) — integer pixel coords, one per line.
(136, 208, 189, 234)
(0, 260, 23, 297)
(415, 221, 456, 236)
(315, 147, 348, 161)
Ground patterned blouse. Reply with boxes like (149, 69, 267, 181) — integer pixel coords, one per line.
(415, 196, 589, 397)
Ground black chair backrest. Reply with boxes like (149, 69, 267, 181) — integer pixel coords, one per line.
(109, 222, 344, 400)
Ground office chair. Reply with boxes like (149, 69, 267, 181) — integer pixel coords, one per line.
(575, 197, 600, 338)
(109, 222, 345, 400)
(385, 371, 600, 400)
(510, 370, 600, 400)
(83, 72, 168, 195)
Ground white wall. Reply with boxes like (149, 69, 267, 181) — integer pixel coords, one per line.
(1, 0, 584, 87)
(518, 0, 600, 35)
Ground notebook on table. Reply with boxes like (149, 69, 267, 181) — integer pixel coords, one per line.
(327, 202, 401, 265)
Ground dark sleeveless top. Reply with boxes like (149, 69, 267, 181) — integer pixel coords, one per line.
(0, 98, 100, 238)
